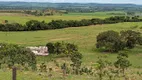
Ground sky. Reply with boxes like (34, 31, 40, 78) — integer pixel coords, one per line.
(0, 0, 142, 4)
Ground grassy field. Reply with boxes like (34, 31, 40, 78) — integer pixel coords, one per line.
(0, 12, 142, 80)
(0, 22, 142, 66)
(1, 68, 142, 80)
(0, 11, 126, 24)
(0, 22, 142, 79)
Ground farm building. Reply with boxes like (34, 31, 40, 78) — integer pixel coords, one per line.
(27, 46, 49, 56)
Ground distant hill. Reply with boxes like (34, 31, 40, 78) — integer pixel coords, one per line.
(0, 2, 142, 12)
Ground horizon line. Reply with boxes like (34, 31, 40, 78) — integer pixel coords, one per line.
(0, 1, 140, 5)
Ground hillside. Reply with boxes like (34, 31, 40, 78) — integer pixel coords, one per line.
(0, 2, 142, 12)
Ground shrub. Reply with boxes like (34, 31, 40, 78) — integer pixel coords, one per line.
(70, 51, 82, 74)
(96, 57, 107, 80)
(4, 20, 8, 23)
(114, 52, 131, 75)
(54, 42, 66, 54)
(61, 63, 70, 77)
(46, 42, 78, 55)
(66, 43, 78, 54)
(140, 26, 142, 29)
(46, 42, 55, 54)
(39, 63, 47, 72)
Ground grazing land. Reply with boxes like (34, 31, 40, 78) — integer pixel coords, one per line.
(0, 10, 142, 80)
(0, 22, 142, 65)
(0, 21, 142, 79)
(0, 11, 125, 24)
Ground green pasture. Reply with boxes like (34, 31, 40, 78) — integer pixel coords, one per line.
(0, 22, 142, 80)
(0, 11, 126, 24)
(0, 22, 142, 67)
(1, 68, 141, 80)
(0, 11, 142, 80)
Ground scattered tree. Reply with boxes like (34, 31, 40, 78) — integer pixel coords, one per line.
(114, 53, 131, 75)
(96, 30, 125, 52)
(0, 43, 36, 70)
(120, 30, 142, 49)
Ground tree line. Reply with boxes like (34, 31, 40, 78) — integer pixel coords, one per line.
(0, 16, 142, 31)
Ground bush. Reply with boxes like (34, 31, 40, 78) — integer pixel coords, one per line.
(70, 51, 83, 74)
(140, 26, 142, 29)
(39, 63, 47, 72)
(46, 42, 55, 54)
(46, 42, 78, 55)
(66, 43, 78, 53)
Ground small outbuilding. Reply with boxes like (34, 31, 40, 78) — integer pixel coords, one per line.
(27, 46, 49, 56)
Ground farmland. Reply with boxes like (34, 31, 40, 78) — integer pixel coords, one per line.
(0, 20, 142, 66)
(0, 11, 125, 24)
(0, 11, 142, 80)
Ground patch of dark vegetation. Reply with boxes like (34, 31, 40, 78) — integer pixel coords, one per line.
(96, 30, 142, 52)
(46, 42, 78, 55)
(0, 16, 142, 31)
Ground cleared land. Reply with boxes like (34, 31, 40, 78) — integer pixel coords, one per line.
(0, 22, 142, 80)
(0, 22, 142, 65)
(0, 11, 125, 24)
(0, 12, 142, 80)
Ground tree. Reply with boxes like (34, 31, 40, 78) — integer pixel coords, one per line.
(91, 18, 104, 24)
(0, 43, 36, 70)
(0, 24, 6, 31)
(114, 53, 131, 75)
(120, 30, 142, 49)
(4, 23, 24, 31)
(66, 43, 78, 54)
(54, 42, 66, 54)
(48, 20, 67, 29)
(0, 16, 142, 31)
(26, 20, 41, 30)
(96, 30, 125, 52)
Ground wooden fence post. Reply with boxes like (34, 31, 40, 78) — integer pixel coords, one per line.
(12, 67, 17, 80)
